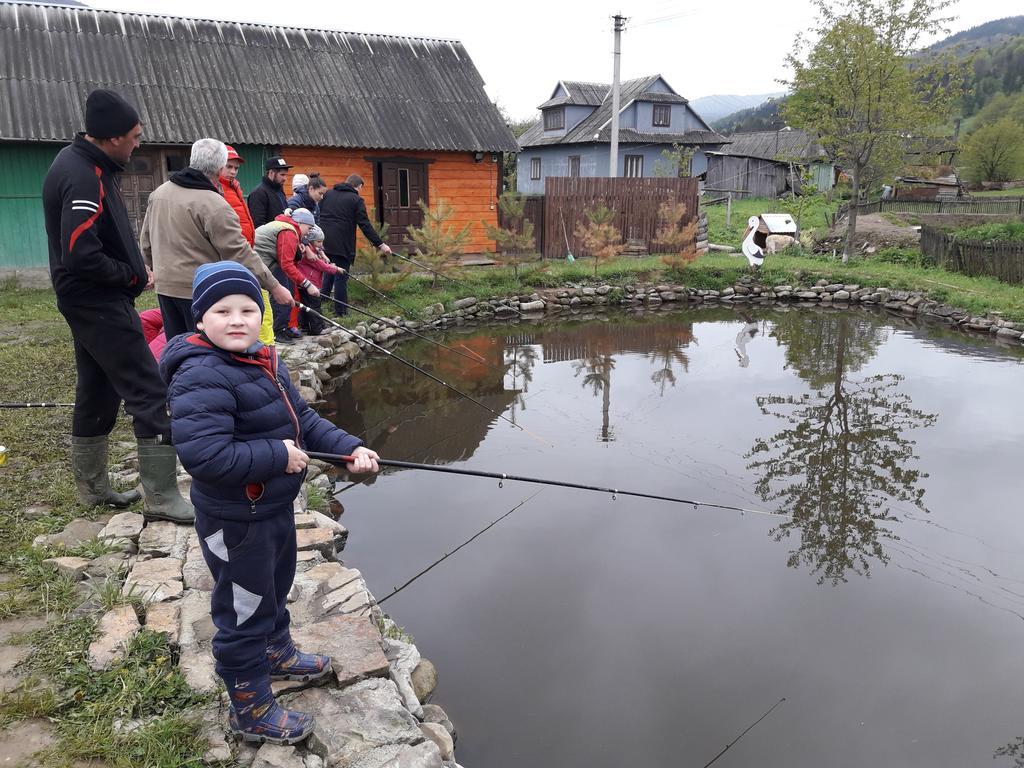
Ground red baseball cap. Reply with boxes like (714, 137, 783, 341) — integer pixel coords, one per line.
(225, 145, 244, 163)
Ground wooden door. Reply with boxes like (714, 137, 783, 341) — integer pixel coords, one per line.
(379, 161, 427, 245)
(120, 151, 159, 238)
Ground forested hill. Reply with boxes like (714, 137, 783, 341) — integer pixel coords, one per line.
(927, 16, 1024, 54)
(711, 98, 784, 134)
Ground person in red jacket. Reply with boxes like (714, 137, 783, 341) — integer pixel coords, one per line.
(219, 146, 255, 246)
(138, 308, 167, 360)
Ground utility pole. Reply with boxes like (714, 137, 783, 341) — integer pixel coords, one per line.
(609, 13, 626, 177)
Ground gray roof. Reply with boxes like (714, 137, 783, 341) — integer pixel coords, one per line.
(537, 80, 609, 109)
(0, 2, 518, 152)
(713, 129, 829, 163)
(520, 74, 727, 149)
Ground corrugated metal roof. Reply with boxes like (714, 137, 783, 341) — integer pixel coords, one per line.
(520, 74, 727, 149)
(537, 80, 609, 109)
(0, 2, 519, 151)
(716, 129, 829, 163)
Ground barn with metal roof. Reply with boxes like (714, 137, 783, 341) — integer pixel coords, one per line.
(0, 1, 518, 267)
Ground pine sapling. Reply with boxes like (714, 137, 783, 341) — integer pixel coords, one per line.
(483, 191, 537, 280)
(406, 198, 471, 287)
(655, 199, 699, 272)
(573, 203, 624, 277)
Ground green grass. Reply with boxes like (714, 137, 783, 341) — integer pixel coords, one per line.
(955, 221, 1024, 242)
(968, 188, 1024, 198)
(703, 195, 841, 247)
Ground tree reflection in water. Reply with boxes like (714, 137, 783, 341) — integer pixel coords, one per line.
(995, 737, 1024, 766)
(574, 352, 616, 443)
(747, 312, 938, 585)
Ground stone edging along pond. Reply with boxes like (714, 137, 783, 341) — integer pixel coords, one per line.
(286, 275, 1024, 404)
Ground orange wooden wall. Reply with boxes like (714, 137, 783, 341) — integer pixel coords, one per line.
(281, 147, 500, 253)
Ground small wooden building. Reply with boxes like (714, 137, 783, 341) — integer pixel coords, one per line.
(0, 2, 518, 269)
(705, 128, 836, 199)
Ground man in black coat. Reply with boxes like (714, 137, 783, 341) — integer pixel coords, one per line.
(42, 89, 192, 523)
(247, 156, 291, 228)
(318, 174, 391, 314)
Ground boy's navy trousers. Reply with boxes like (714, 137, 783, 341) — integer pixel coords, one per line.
(194, 507, 297, 677)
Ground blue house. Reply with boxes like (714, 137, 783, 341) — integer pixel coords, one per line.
(516, 75, 729, 195)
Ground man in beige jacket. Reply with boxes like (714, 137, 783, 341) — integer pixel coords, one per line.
(140, 138, 294, 340)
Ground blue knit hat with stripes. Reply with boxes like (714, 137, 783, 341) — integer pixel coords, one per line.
(191, 262, 263, 321)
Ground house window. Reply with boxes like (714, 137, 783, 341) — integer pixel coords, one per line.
(568, 156, 581, 177)
(543, 108, 565, 131)
(624, 155, 644, 178)
(653, 104, 671, 127)
(398, 168, 410, 207)
(530, 157, 541, 180)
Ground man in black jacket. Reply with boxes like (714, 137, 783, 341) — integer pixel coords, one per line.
(247, 156, 291, 228)
(42, 89, 192, 524)
(319, 174, 391, 314)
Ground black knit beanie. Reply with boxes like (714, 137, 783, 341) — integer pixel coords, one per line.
(85, 89, 140, 139)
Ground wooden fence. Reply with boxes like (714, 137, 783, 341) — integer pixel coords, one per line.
(920, 225, 1024, 284)
(540, 177, 699, 259)
(839, 197, 1024, 223)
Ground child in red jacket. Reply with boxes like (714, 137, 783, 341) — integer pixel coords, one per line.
(295, 226, 342, 335)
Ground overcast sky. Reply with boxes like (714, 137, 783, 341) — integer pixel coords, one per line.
(91, 0, 1022, 120)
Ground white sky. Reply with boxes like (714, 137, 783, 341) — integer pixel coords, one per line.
(91, 0, 1022, 121)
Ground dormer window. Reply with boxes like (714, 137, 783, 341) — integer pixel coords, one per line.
(544, 107, 565, 131)
(653, 104, 671, 127)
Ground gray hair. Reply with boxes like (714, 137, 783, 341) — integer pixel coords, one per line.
(190, 138, 229, 177)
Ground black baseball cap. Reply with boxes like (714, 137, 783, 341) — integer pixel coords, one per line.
(265, 156, 292, 170)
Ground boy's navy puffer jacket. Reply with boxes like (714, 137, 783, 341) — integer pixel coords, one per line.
(161, 333, 362, 521)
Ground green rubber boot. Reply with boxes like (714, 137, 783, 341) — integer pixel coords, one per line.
(71, 435, 141, 508)
(137, 438, 194, 525)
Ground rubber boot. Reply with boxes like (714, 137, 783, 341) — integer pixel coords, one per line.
(267, 631, 331, 682)
(137, 437, 194, 524)
(225, 669, 315, 745)
(71, 435, 141, 508)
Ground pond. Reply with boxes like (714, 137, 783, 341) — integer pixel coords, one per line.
(318, 306, 1024, 767)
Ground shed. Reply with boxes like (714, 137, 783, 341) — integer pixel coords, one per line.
(0, 2, 518, 268)
(705, 128, 836, 199)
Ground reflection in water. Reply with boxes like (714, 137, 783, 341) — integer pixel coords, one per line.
(734, 314, 759, 368)
(996, 737, 1024, 766)
(574, 353, 616, 442)
(748, 313, 938, 584)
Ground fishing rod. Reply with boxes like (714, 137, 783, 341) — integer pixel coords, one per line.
(387, 251, 523, 316)
(702, 698, 786, 768)
(345, 273, 422, 319)
(299, 304, 548, 445)
(378, 491, 542, 606)
(322, 294, 498, 371)
(0, 402, 75, 408)
(388, 251, 475, 291)
(305, 450, 789, 518)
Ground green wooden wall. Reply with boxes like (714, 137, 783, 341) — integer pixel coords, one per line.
(0, 142, 272, 270)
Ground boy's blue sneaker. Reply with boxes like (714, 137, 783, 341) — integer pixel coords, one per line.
(285, 327, 302, 339)
(224, 671, 314, 745)
(267, 632, 332, 682)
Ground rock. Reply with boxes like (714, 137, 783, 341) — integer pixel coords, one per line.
(197, 705, 232, 764)
(796, 291, 819, 300)
(419, 704, 455, 741)
(98, 512, 145, 545)
(294, 513, 318, 529)
(321, 578, 371, 616)
(138, 521, 178, 556)
(304, 756, 325, 768)
(183, 533, 214, 591)
(596, 285, 612, 295)
(291, 680, 422, 766)
(419, 723, 454, 761)
(0, 718, 57, 765)
(253, 743, 306, 768)
(290, 614, 389, 688)
(34, 518, 105, 549)
(21, 503, 53, 520)
(384, 638, 422, 717)
(88, 604, 141, 670)
(494, 305, 518, 317)
(85, 552, 129, 579)
(179, 643, 218, 694)
(124, 557, 183, 603)
(411, 659, 438, 702)
(42, 556, 91, 581)
(833, 290, 851, 301)
(519, 300, 545, 312)
(296, 527, 335, 557)
(145, 600, 181, 646)
(295, 550, 326, 571)
(451, 297, 477, 310)
(995, 327, 1023, 339)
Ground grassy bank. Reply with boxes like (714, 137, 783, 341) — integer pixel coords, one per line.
(702, 195, 841, 247)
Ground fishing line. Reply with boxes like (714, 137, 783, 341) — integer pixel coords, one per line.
(299, 304, 551, 446)
(322, 294, 498, 371)
(345, 273, 422, 319)
(702, 698, 786, 768)
(307, 451, 788, 518)
(377, 491, 542, 606)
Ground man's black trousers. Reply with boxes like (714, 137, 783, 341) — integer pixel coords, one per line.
(157, 294, 196, 341)
(58, 299, 171, 440)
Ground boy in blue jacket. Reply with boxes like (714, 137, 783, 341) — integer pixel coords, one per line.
(161, 261, 379, 745)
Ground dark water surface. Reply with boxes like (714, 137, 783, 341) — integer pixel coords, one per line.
(319, 307, 1024, 767)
